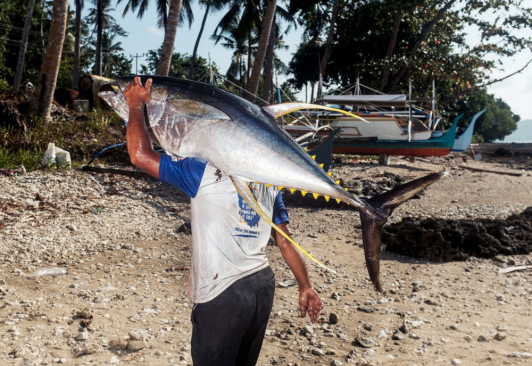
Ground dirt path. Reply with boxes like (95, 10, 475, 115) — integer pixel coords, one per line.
(1, 144, 531, 366)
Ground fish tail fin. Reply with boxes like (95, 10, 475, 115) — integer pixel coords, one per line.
(231, 176, 337, 274)
(356, 172, 448, 292)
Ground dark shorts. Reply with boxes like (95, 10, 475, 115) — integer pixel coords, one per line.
(191, 267, 276, 366)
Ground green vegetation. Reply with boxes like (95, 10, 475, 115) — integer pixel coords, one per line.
(454, 90, 520, 143)
(1, 0, 532, 171)
(0, 92, 128, 171)
(288, 0, 532, 142)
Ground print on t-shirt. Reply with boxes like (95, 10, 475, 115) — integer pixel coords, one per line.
(235, 188, 261, 238)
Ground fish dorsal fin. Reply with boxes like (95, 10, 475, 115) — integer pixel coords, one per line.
(262, 103, 368, 122)
(231, 176, 336, 274)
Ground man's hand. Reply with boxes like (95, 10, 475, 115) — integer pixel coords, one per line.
(299, 286, 323, 323)
(123, 76, 152, 109)
(123, 76, 160, 178)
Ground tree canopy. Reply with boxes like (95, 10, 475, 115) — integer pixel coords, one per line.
(287, 0, 532, 140)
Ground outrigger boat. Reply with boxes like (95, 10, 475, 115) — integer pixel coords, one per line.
(283, 76, 443, 144)
(283, 77, 468, 159)
(319, 114, 462, 157)
(284, 94, 437, 142)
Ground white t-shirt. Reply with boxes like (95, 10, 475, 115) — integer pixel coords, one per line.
(159, 154, 289, 303)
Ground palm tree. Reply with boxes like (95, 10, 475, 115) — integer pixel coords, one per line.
(319, 0, 338, 78)
(211, 17, 255, 95)
(30, 0, 70, 122)
(94, 0, 103, 75)
(13, 0, 36, 92)
(262, 5, 294, 102)
(101, 33, 126, 77)
(213, 0, 262, 97)
(246, 0, 276, 101)
(85, 0, 128, 74)
(118, 0, 197, 76)
(118, 0, 195, 30)
(72, 0, 83, 89)
(155, 0, 183, 75)
(188, 0, 228, 79)
(262, 16, 290, 102)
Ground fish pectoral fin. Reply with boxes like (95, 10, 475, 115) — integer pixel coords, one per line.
(261, 103, 369, 122)
(230, 176, 336, 274)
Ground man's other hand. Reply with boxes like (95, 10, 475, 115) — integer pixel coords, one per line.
(123, 76, 152, 109)
(299, 287, 323, 323)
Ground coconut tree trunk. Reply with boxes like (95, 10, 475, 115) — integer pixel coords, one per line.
(72, 0, 82, 89)
(319, 0, 338, 78)
(262, 18, 276, 103)
(246, 0, 276, 102)
(13, 0, 36, 92)
(239, 55, 243, 96)
(30, 0, 69, 122)
(156, 0, 182, 76)
(380, 14, 402, 91)
(247, 30, 251, 85)
(94, 0, 103, 75)
(188, 0, 211, 79)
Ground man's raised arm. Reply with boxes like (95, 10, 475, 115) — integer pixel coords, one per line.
(123, 76, 161, 178)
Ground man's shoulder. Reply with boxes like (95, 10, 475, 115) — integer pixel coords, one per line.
(159, 155, 208, 198)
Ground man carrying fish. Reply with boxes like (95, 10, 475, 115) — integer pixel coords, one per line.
(122, 76, 323, 366)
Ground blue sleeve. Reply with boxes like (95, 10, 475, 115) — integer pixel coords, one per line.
(159, 154, 207, 198)
(272, 191, 289, 225)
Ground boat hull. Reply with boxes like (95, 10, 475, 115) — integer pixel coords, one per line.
(318, 114, 462, 157)
(284, 116, 433, 141)
(332, 145, 452, 157)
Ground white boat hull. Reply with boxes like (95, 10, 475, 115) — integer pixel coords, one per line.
(284, 116, 432, 141)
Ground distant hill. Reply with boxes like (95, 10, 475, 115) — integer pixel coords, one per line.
(497, 119, 532, 143)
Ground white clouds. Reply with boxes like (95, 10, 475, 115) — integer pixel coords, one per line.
(147, 26, 163, 37)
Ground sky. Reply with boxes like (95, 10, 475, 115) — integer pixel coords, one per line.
(72, 1, 532, 121)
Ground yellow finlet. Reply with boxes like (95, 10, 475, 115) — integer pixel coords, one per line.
(344, 187, 349, 191)
(301, 190, 308, 197)
(266, 184, 271, 188)
(336, 199, 341, 204)
(327, 172, 332, 177)
(303, 147, 308, 152)
(319, 163, 324, 169)
(230, 176, 337, 274)
(290, 188, 296, 193)
(311, 155, 316, 160)
(312, 193, 319, 199)
(324, 196, 330, 202)
(278, 186, 283, 190)
(335, 180, 341, 184)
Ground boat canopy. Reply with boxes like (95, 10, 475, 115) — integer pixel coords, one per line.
(317, 94, 431, 107)
(317, 94, 406, 107)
